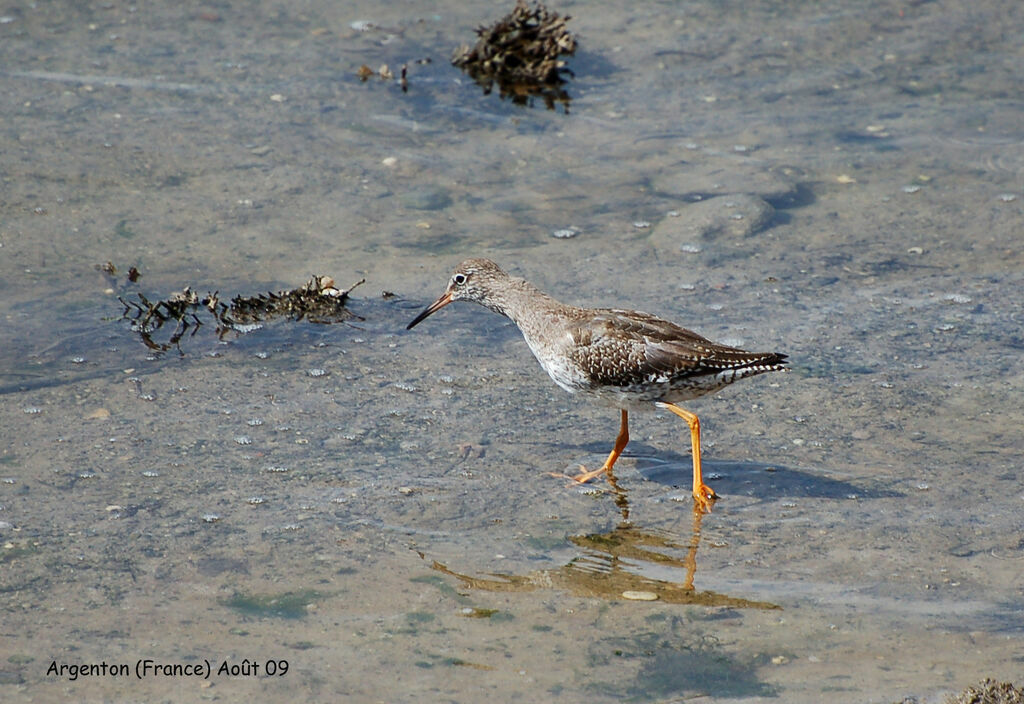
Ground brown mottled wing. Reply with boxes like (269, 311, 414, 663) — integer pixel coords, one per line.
(568, 309, 786, 388)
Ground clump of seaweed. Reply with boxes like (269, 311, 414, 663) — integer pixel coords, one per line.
(452, 0, 577, 112)
(214, 275, 364, 327)
(941, 679, 1024, 704)
(119, 275, 364, 354)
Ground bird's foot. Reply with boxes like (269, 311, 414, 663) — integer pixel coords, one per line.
(569, 464, 610, 484)
(547, 464, 608, 485)
(693, 484, 719, 514)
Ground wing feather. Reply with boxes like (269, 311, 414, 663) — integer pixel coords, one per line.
(567, 309, 786, 389)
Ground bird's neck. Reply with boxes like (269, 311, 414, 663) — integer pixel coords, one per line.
(485, 276, 578, 330)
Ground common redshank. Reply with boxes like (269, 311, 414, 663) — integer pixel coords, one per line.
(407, 258, 787, 513)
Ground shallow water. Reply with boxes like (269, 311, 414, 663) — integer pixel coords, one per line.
(1, 1, 1022, 702)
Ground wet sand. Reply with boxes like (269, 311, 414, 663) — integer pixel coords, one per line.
(1, 1, 1022, 702)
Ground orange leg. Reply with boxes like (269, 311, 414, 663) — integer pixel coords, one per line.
(656, 402, 718, 513)
(570, 409, 629, 484)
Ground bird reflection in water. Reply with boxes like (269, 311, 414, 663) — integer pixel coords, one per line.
(425, 478, 779, 609)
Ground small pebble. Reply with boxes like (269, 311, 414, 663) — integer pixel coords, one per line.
(622, 590, 658, 601)
(551, 227, 579, 239)
(902, 185, 921, 194)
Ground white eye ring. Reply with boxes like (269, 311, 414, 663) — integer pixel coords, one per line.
(453, 273, 468, 286)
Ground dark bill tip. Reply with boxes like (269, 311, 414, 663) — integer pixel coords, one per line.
(406, 292, 452, 330)
(406, 307, 432, 330)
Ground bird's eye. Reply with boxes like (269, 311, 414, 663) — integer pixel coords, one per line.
(452, 273, 468, 286)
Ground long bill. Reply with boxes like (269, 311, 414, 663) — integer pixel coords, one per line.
(407, 291, 453, 329)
